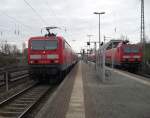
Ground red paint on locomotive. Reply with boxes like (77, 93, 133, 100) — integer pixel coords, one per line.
(28, 34, 78, 81)
(105, 40, 142, 70)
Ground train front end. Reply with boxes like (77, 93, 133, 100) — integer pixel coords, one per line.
(28, 36, 63, 81)
(120, 44, 142, 70)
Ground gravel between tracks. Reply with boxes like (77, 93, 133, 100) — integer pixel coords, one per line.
(82, 62, 150, 118)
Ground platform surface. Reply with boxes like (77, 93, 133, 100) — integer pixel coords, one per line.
(36, 61, 150, 118)
(65, 62, 85, 118)
(83, 62, 150, 118)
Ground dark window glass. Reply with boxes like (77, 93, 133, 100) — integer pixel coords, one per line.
(124, 47, 131, 53)
(124, 47, 139, 53)
(31, 40, 58, 50)
(131, 48, 139, 53)
(106, 42, 120, 50)
(113, 42, 120, 48)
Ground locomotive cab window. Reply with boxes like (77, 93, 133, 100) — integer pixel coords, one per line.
(131, 48, 139, 53)
(123, 47, 130, 53)
(123, 47, 139, 53)
(31, 40, 58, 50)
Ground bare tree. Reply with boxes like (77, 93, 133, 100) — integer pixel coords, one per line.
(0, 41, 20, 55)
(11, 44, 18, 56)
(1, 41, 11, 54)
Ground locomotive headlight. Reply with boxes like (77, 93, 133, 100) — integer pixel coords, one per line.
(30, 60, 34, 64)
(123, 55, 130, 58)
(30, 55, 41, 59)
(47, 54, 59, 59)
(133, 55, 140, 58)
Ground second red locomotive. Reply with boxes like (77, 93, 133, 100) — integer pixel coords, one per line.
(104, 40, 142, 70)
(88, 39, 143, 71)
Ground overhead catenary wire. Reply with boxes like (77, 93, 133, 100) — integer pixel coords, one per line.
(0, 11, 36, 32)
(24, 0, 48, 26)
(44, 1, 61, 25)
(0, 24, 33, 38)
(0, 11, 39, 37)
(0, 1, 49, 51)
(43, 0, 67, 33)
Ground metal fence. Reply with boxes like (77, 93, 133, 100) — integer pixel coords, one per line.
(0, 66, 29, 91)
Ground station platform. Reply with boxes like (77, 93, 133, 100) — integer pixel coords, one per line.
(36, 61, 150, 118)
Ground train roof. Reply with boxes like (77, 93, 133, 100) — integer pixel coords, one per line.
(28, 35, 64, 40)
(28, 35, 73, 49)
(100, 39, 122, 49)
(106, 39, 122, 45)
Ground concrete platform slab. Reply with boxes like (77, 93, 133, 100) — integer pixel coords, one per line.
(65, 62, 85, 118)
(83, 62, 150, 118)
(35, 63, 78, 118)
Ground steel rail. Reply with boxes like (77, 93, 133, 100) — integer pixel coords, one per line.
(0, 82, 51, 118)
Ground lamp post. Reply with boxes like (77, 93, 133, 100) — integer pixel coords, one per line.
(94, 12, 105, 70)
(93, 12, 105, 49)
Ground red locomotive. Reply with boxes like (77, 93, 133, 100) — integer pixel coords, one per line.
(88, 53, 96, 63)
(28, 27, 78, 82)
(105, 40, 142, 70)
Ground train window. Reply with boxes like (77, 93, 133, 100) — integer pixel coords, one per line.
(124, 47, 139, 53)
(31, 40, 58, 50)
(64, 41, 71, 49)
(106, 42, 119, 50)
(123, 47, 130, 53)
(131, 48, 139, 53)
(106, 45, 112, 50)
(113, 42, 119, 48)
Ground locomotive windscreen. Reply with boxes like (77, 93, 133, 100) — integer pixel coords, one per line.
(31, 40, 58, 50)
(123, 47, 139, 53)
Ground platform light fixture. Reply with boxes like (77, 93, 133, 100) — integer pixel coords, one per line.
(93, 11, 105, 49)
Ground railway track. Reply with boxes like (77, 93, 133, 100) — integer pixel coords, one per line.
(112, 67, 150, 79)
(0, 83, 51, 118)
(135, 72, 150, 78)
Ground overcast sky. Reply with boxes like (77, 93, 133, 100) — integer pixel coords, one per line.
(0, 0, 150, 52)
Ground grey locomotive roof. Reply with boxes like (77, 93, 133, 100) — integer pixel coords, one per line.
(100, 39, 122, 50)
